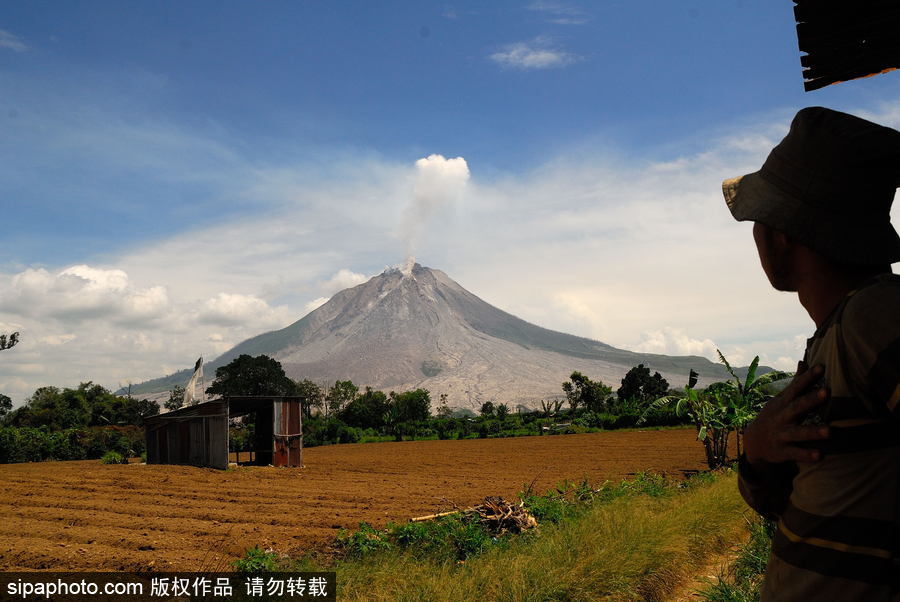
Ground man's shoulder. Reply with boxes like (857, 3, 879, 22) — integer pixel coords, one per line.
(837, 275, 900, 407)
(840, 274, 900, 334)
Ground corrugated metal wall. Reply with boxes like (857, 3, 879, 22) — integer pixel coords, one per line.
(144, 400, 229, 470)
(273, 399, 303, 467)
(144, 397, 302, 469)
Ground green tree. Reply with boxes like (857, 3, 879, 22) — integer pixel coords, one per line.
(165, 385, 185, 412)
(206, 355, 296, 397)
(562, 372, 613, 413)
(391, 389, 431, 423)
(383, 389, 431, 442)
(436, 393, 454, 419)
(6, 382, 158, 430)
(0, 394, 12, 421)
(480, 401, 495, 417)
(436, 405, 454, 419)
(294, 379, 325, 419)
(617, 364, 669, 403)
(326, 380, 359, 416)
(383, 403, 403, 442)
(495, 403, 510, 419)
(340, 387, 389, 429)
(0, 332, 19, 351)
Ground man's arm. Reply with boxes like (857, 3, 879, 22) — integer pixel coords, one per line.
(738, 362, 830, 518)
(863, 338, 900, 419)
(737, 455, 797, 520)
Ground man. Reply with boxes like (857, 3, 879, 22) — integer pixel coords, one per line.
(722, 106, 900, 600)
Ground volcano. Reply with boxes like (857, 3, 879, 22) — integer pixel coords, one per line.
(133, 264, 748, 408)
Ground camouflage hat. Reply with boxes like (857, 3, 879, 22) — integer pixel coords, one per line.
(723, 106, 900, 264)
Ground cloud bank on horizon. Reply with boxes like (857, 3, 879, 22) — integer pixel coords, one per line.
(2, 2, 899, 403)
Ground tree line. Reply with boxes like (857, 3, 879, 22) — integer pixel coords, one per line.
(0, 347, 776, 465)
(0, 382, 157, 463)
(187, 355, 690, 450)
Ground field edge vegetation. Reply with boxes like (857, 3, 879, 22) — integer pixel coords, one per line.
(249, 470, 753, 601)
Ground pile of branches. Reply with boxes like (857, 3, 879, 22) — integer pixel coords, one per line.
(412, 497, 538, 535)
(472, 496, 538, 534)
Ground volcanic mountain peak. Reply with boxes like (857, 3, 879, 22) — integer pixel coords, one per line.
(131, 263, 752, 407)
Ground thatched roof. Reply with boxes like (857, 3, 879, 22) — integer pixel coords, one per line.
(794, 0, 900, 91)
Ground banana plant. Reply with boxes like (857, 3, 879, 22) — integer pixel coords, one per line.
(715, 351, 790, 458)
(641, 352, 790, 468)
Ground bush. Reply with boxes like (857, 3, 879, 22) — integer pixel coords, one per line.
(336, 522, 393, 558)
(616, 471, 670, 498)
(233, 546, 279, 573)
(0, 427, 36, 463)
(45, 429, 87, 461)
(389, 515, 495, 561)
(302, 417, 360, 447)
(520, 479, 595, 523)
(100, 451, 127, 464)
(0, 425, 145, 464)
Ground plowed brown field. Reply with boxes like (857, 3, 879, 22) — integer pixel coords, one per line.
(0, 429, 708, 571)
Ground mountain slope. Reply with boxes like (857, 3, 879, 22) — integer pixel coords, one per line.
(131, 264, 758, 407)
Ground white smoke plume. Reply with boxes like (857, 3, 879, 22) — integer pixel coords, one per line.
(400, 154, 470, 267)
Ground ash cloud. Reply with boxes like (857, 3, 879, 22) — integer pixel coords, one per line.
(399, 154, 470, 267)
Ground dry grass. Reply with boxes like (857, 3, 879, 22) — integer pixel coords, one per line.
(333, 472, 747, 601)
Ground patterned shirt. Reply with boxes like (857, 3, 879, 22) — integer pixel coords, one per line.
(739, 273, 900, 601)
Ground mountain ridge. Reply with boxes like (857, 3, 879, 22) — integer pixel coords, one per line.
(129, 264, 762, 407)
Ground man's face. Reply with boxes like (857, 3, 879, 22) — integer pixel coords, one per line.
(753, 222, 796, 292)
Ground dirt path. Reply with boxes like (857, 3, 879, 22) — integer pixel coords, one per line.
(668, 530, 750, 601)
(0, 429, 709, 571)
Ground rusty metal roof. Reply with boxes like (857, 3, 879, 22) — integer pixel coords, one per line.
(145, 396, 304, 423)
(794, 0, 900, 91)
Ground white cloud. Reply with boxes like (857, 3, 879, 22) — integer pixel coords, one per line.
(0, 29, 27, 52)
(0, 263, 298, 403)
(490, 38, 578, 69)
(321, 269, 368, 295)
(528, 1, 589, 25)
(38, 334, 76, 346)
(303, 297, 330, 314)
(196, 293, 292, 329)
(630, 327, 719, 358)
(297, 268, 370, 317)
(1, 265, 167, 324)
(60, 265, 129, 291)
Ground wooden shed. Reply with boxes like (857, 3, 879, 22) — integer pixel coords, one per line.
(144, 396, 303, 470)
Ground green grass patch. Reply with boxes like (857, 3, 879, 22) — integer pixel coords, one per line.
(100, 451, 127, 464)
(233, 546, 280, 574)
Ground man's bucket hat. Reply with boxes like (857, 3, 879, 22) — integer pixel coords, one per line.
(723, 106, 900, 265)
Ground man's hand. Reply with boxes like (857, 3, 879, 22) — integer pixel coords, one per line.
(743, 361, 830, 466)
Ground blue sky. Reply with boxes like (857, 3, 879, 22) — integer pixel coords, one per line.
(1, 2, 899, 403)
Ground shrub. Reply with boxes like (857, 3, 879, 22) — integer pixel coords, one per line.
(334, 424, 361, 444)
(233, 546, 279, 573)
(100, 451, 127, 464)
(390, 515, 495, 561)
(336, 522, 393, 558)
(45, 429, 87, 461)
(616, 471, 669, 498)
(520, 479, 596, 523)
